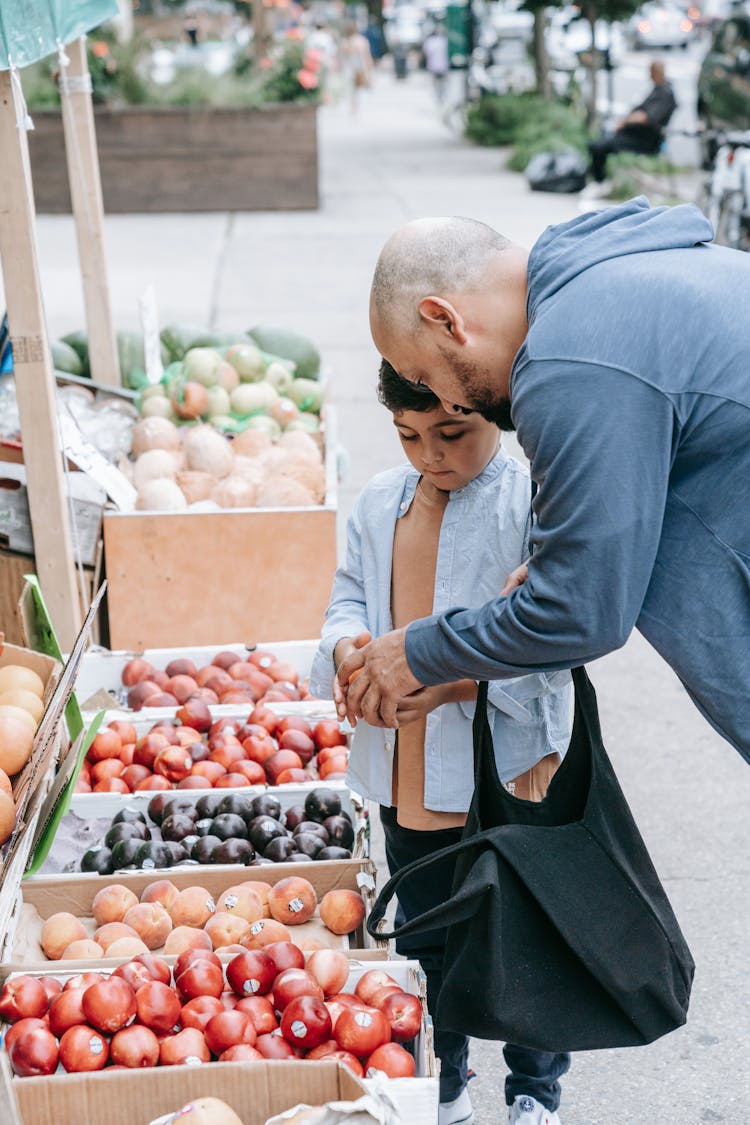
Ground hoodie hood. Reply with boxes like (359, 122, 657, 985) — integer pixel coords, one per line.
(526, 197, 713, 321)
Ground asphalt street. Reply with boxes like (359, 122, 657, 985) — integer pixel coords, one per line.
(9, 55, 750, 1124)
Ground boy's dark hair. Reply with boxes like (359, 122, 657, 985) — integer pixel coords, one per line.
(377, 359, 440, 413)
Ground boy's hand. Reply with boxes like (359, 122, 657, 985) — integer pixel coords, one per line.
(336, 628, 421, 728)
(395, 686, 446, 726)
(501, 561, 528, 596)
(333, 631, 371, 719)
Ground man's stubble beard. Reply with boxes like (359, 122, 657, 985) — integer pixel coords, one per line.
(440, 348, 515, 431)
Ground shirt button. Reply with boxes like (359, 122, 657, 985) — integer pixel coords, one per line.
(399, 502, 406, 510)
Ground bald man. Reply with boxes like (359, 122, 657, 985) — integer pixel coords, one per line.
(588, 60, 676, 184)
(336, 202, 750, 780)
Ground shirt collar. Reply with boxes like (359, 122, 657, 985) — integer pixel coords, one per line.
(396, 445, 508, 514)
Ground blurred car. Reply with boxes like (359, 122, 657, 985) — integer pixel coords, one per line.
(697, 11, 750, 129)
(627, 3, 696, 48)
(546, 7, 625, 70)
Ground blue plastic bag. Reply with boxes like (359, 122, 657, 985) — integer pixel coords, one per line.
(0, 0, 118, 70)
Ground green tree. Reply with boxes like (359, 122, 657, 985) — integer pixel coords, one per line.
(570, 0, 640, 124)
(520, 0, 640, 116)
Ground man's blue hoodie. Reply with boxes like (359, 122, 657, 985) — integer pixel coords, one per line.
(406, 197, 750, 762)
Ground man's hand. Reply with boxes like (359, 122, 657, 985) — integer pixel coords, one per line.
(336, 627, 422, 728)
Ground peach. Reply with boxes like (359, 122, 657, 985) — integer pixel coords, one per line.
(91, 884, 139, 927)
(0, 767, 13, 799)
(61, 939, 104, 961)
(140, 880, 179, 913)
(204, 912, 251, 950)
(168, 886, 216, 929)
(163, 926, 213, 957)
(267, 877, 317, 926)
(106, 937, 150, 958)
(122, 903, 173, 950)
(241, 880, 272, 918)
(216, 885, 264, 925)
(40, 913, 88, 961)
(94, 922, 140, 952)
(240, 918, 292, 950)
(166, 675, 199, 704)
(319, 889, 366, 936)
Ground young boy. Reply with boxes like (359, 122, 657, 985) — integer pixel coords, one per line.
(310, 361, 572, 1125)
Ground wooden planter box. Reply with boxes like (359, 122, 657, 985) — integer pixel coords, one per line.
(27, 102, 319, 212)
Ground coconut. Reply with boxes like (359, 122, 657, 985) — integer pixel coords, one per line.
(256, 476, 316, 508)
(278, 430, 322, 465)
(133, 449, 180, 489)
(131, 417, 181, 458)
(259, 446, 288, 475)
(275, 454, 325, 503)
(183, 425, 235, 479)
(176, 470, 219, 504)
(231, 456, 267, 486)
(231, 429, 273, 458)
(211, 475, 259, 509)
(136, 479, 188, 512)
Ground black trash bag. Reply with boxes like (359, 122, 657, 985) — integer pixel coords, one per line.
(525, 149, 588, 193)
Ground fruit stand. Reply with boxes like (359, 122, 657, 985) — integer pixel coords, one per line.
(0, 6, 440, 1124)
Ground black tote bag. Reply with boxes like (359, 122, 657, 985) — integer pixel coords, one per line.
(366, 667, 695, 1052)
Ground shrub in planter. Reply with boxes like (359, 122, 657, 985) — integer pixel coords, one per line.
(465, 92, 546, 147)
(605, 152, 685, 202)
(465, 92, 590, 174)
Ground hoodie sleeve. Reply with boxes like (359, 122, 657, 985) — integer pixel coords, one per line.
(405, 360, 675, 683)
(309, 494, 370, 699)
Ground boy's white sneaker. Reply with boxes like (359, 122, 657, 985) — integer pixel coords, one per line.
(508, 1095, 561, 1125)
(439, 1087, 474, 1125)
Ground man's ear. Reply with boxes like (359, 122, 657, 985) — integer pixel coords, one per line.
(418, 297, 468, 344)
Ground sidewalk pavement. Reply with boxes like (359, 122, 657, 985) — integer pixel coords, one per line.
(10, 63, 750, 1125)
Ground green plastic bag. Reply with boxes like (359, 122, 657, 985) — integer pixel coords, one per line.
(0, 0, 118, 71)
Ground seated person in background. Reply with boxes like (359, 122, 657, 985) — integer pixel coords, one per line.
(588, 60, 677, 185)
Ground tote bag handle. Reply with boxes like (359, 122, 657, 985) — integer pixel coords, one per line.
(366, 823, 505, 941)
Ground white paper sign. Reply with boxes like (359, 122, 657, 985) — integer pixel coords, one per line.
(139, 284, 164, 385)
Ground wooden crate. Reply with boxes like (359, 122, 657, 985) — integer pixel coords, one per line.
(103, 411, 337, 650)
(103, 505, 335, 649)
(27, 103, 319, 213)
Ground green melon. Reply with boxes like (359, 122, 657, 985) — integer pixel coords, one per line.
(247, 326, 320, 381)
(51, 339, 84, 376)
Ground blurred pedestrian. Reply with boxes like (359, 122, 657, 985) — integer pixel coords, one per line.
(339, 19, 374, 112)
(423, 23, 450, 102)
(365, 19, 386, 63)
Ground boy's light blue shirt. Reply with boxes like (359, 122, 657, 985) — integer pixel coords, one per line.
(310, 447, 571, 811)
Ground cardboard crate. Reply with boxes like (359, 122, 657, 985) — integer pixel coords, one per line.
(11, 1061, 365, 1125)
(4, 961, 436, 1125)
(67, 702, 350, 804)
(74, 640, 322, 712)
(102, 412, 338, 651)
(46, 784, 366, 876)
(1, 858, 378, 972)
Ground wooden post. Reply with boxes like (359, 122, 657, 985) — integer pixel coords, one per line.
(59, 37, 120, 387)
(0, 70, 83, 650)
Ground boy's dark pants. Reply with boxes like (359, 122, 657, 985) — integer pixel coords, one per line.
(380, 805, 571, 1111)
